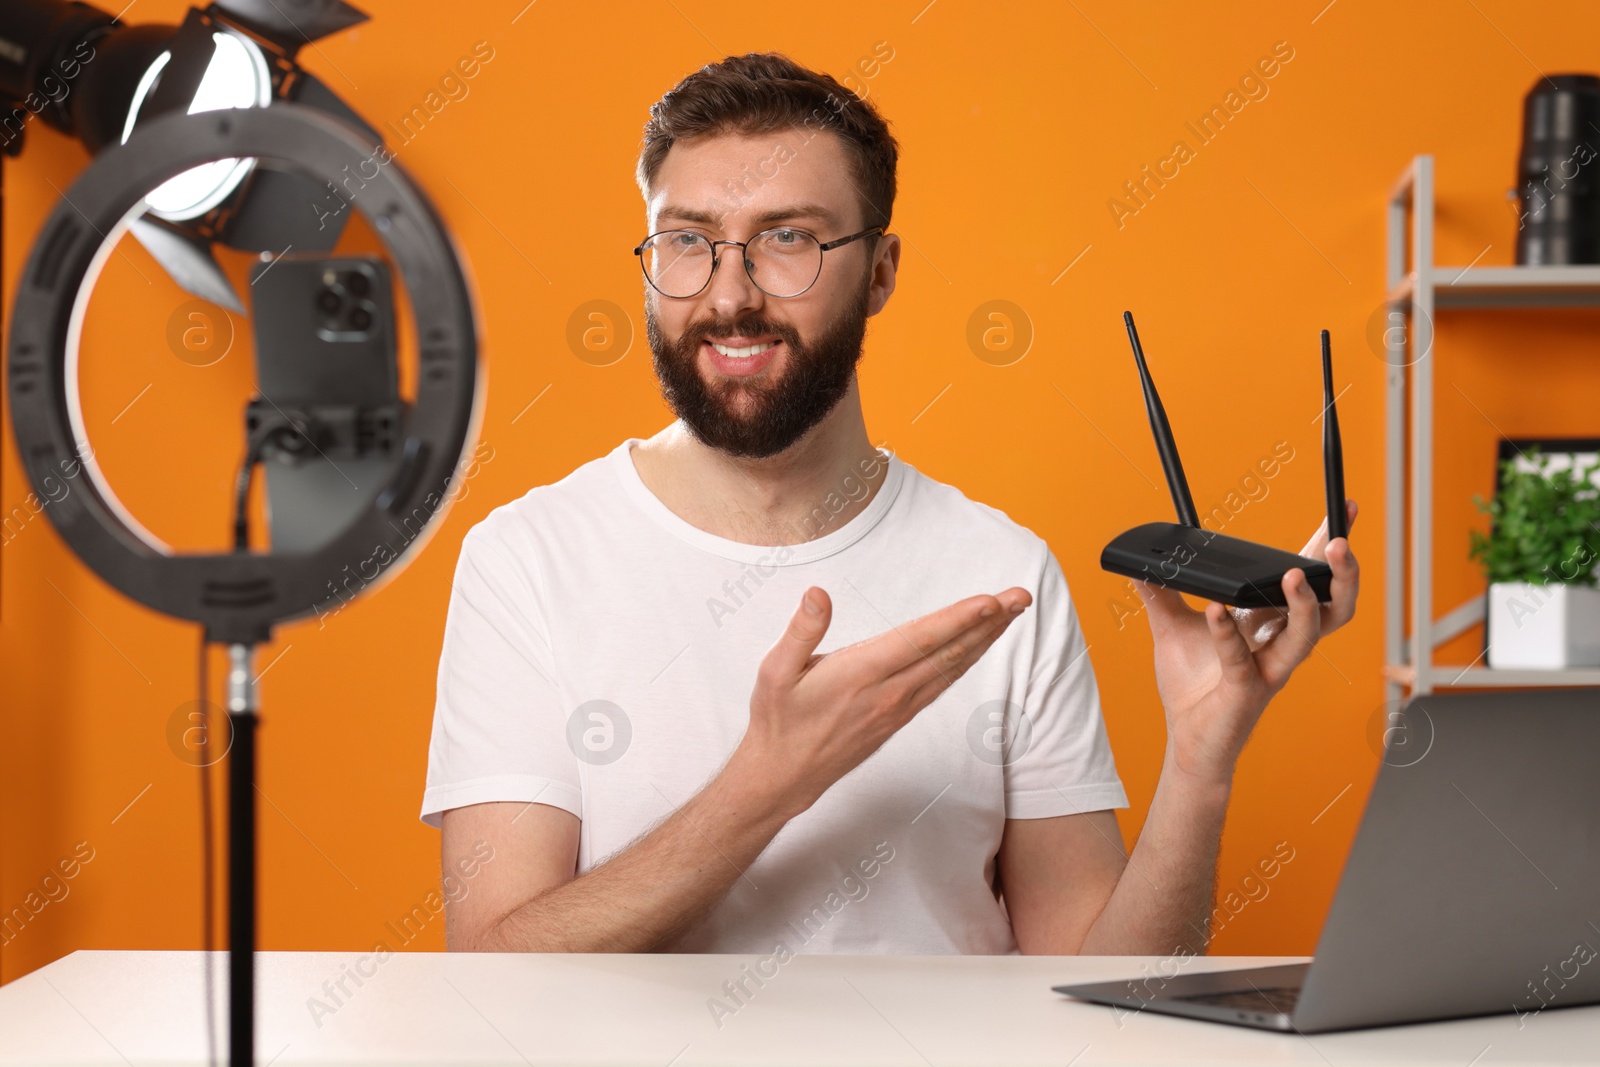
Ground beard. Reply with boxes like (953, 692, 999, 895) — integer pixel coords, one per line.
(644, 277, 871, 460)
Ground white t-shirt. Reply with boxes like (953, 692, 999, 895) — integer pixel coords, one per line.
(420, 435, 1128, 954)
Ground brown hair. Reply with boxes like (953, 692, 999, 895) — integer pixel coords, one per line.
(635, 51, 899, 238)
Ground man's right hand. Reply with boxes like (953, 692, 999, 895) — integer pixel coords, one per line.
(731, 585, 1033, 817)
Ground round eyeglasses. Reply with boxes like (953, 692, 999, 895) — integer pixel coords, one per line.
(633, 225, 883, 299)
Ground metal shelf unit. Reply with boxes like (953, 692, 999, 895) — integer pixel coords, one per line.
(1384, 154, 1600, 699)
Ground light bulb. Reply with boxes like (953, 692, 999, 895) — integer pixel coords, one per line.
(123, 26, 273, 222)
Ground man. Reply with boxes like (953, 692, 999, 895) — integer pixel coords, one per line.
(420, 52, 1358, 955)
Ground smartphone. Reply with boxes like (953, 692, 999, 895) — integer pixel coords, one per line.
(247, 255, 403, 552)
(249, 255, 398, 405)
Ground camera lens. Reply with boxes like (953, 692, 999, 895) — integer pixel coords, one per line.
(316, 288, 342, 314)
(348, 305, 374, 331)
(345, 270, 371, 297)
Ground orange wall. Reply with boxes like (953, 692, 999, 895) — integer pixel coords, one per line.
(6, 0, 1600, 980)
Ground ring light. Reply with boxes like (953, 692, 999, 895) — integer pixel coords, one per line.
(7, 102, 483, 646)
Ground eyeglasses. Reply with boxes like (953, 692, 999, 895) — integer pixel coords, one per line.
(633, 225, 884, 299)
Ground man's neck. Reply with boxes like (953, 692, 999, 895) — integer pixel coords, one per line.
(630, 379, 889, 547)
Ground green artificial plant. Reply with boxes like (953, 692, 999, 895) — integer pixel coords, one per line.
(1469, 450, 1600, 587)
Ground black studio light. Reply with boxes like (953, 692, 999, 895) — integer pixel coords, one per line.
(0, 0, 379, 309)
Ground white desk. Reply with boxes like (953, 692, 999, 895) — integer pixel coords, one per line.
(0, 950, 1591, 1065)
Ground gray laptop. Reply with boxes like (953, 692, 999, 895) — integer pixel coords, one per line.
(1054, 687, 1600, 1032)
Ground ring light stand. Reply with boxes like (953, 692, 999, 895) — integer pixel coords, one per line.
(7, 104, 482, 1064)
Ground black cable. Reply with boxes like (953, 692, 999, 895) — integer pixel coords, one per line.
(232, 438, 264, 553)
(235, 424, 306, 551)
(198, 633, 217, 1067)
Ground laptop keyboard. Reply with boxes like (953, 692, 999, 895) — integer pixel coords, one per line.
(1178, 986, 1300, 1015)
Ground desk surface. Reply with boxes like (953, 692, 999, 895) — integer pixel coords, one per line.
(0, 950, 1592, 1065)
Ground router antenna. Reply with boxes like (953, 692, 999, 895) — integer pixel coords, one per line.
(1321, 329, 1349, 541)
(1124, 311, 1201, 529)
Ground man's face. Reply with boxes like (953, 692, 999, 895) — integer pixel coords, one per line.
(642, 130, 888, 459)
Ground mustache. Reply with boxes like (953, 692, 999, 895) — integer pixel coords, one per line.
(681, 319, 799, 348)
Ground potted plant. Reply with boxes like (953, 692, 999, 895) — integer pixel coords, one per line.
(1470, 450, 1600, 669)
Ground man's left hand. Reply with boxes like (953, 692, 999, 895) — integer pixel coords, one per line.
(1136, 499, 1360, 786)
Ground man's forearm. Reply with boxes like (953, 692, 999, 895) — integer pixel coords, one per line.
(474, 762, 798, 952)
(1078, 747, 1231, 956)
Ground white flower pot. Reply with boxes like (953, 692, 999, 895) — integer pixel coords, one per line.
(1487, 582, 1600, 669)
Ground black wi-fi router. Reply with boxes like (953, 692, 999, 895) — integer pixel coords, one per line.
(1099, 311, 1348, 609)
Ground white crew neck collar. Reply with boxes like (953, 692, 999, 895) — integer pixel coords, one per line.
(609, 437, 906, 565)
